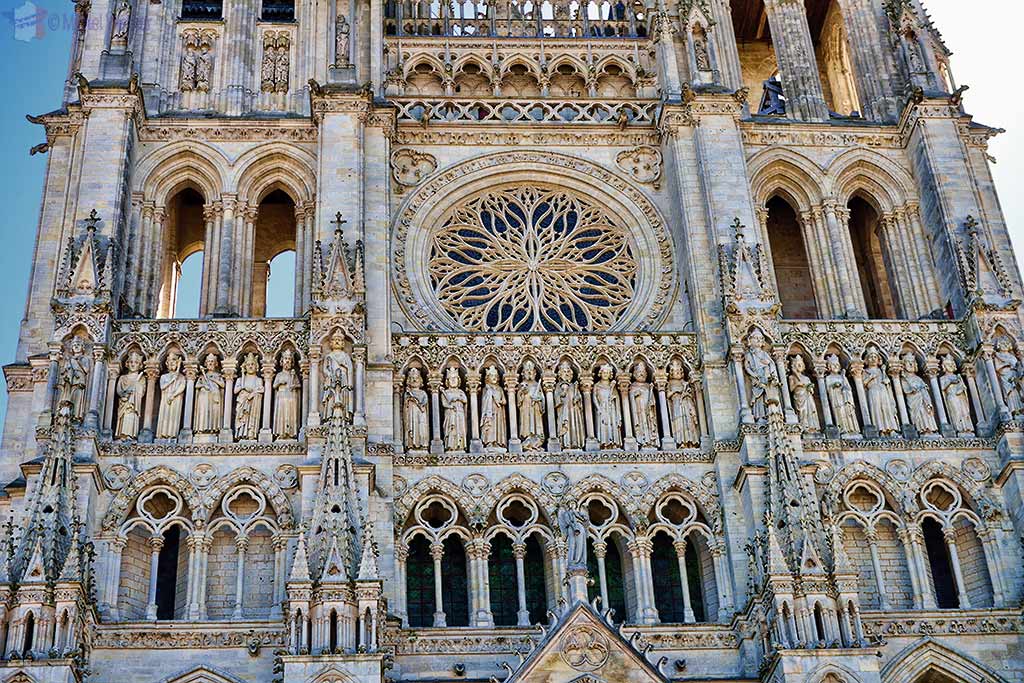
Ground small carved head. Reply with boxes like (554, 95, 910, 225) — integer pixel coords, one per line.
(901, 352, 919, 374)
(68, 336, 86, 355)
(825, 354, 842, 374)
(329, 330, 347, 351)
(126, 350, 143, 372)
(407, 367, 423, 388)
(557, 360, 574, 382)
(204, 353, 220, 371)
(445, 366, 461, 388)
(864, 349, 881, 367)
(746, 328, 766, 349)
(521, 359, 537, 381)
(598, 364, 614, 381)
(669, 358, 685, 379)
(243, 352, 260, 374)
(485, 365, 500, 385)
(166, 350, 182, 372)
(633, 361, 648, 381)
(941, 354, 958, 374)
(281, 349, 294, 369)
(789, 355, 805, 374)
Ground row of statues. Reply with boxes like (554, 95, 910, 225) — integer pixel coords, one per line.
(743, 329, 976, 437)
(402, 358, 702, 453)
(991, 336, 1024, 416)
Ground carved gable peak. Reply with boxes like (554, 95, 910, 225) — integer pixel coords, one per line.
(321, 535, 349, 584)
(288, 530, 311, 583)
(499, 601, 669, 683)
(798, 528, 825, 576)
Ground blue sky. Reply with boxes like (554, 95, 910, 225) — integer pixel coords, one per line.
(0, 0, 1018, 424)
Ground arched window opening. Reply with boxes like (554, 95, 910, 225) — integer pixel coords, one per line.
(155, 525, 182, 620)
(587, 537, 627, 623)
(523, 534, 547, 625)
(812, 602, 826, 643)
(766, 196, 818, 319)
(684, 538, 707, 622)
(262, 0, 294, 21)
(651, 533, 686, 623)
(329, 610, 339, 652)
(159, 187, 206, 319)
(814, 0, 860, 116)
(250, 189, 297, 317)
(265, 250, 296, 318)
(848, 196, 899, 319)
(406, 536, 434, 627)
(23, 611, 35, 654)
(182, 0, 223, 19)
(293, 610, 303, 651)
(174, 251, 204, 319)
(921, 517, 958, 608)
(441, 536, 470, 627)
(488, 535, 518, 626)
(780, 601, 795, 646)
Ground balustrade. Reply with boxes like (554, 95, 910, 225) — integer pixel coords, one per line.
(392, 97, 658, 124)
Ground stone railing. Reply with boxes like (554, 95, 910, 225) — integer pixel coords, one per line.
(102, 318, 310, 444)
(739, 319, 993, 440)
(390, 333, 705, 457)
(391, 97, 660, 125)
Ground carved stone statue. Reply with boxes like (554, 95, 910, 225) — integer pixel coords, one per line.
(480, 365, 507, 449)
(403, 368, 430, 451)
(824, 354, 859, 436)
(194, 353, 224, 434)
(557, 503, 589, 570)
(57, 336, 89, 422)
(234, 353, 264, 441)
(115, 351, 146, 439)
(517, 360, 545, 450)
(274, 38, 289, 92)
(273, 350, 301, 439)
(260, 35, 277, 92)
(940, 355, 973, 435)
(744, 329, 779, 422)
(593, 364, 621, 448)
(155, 351, 186, 440)
(321, 331, 352, 418)
(440, 367, 467, 452)
(335, 13, 351, 67)
(667, 359, 699, 446)
(993, 337, 1023, 413)
(111, 0, 131, 45)
(787, 355, 819, 432)
(900, 353, 938, 434)
(628, 362, 659, 448)
(692, 24, 711, 71)
(195, 41, 212, 92)
(554, 361, 585, 450)
(863, 350, 899, 435)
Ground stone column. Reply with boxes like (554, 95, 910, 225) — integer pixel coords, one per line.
(200, 205, 217, 316)
(146, 208, 168, 316)
(732, 348, 752, 424)
(140, 359, 160, 443)
(849, 360, 873, 433)
(513, 542, 530, 626)
(85, 345, 107, 432)
(466, 370, 482, 454)
(505, 375, 521, 453)
(430, 542, 446, 627)
(395, 543, 408, 626)
(962, 362, 986, 426)
(822, 201, 866, 317)
(889, 364, 910, 430)
(814, 362, 834, 429)
(101, 537, 126, 619)
(353, 346, 367, 428)
(214, 195, 236, 316)
(145, 535, 164, 620)
(180, 361, 197, 442)
(271, 537, 286, 618)
(543, 373, 559, 452)
(233, 535, 248, 619)
(762, 0, 830, 121)
(220, 360, 237, 442)
(427, 371, 443, 455)
(259, 356, 275, 442)
(673, 539, 696, 623)
(943, 526, 971, 609)
(580, 376, 598, 451)
(711, 543, 734, 618)
(900, 526, 932, 609)
(307, 346, 322, 427)
(185, 533, 203, 620)
(773, 350, 797, 424)
(293, 205, 306, 316)
(479, 540, 493, 627)
(103, 360, 120, 434)
(926, 359, 951, 434)
(593, 541, 610, 612)
(617, 373, 637, 451)
(393, 377, 405, 451)
(981, 346, 1011, 420)
(865, 528, 890, 610)
(654, 370, 676, 450)
(836, 0, 900, 121)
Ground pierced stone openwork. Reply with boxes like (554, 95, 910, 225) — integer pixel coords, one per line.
(428, 184, 637, 332)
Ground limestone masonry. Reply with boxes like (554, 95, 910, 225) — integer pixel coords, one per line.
(0, 0, 1022, 681)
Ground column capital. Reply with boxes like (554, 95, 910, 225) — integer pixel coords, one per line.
(429, 542, 445, 561)
(148, 536, 165, 552)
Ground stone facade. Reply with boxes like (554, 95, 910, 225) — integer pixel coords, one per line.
(0, 0, 1022, 681)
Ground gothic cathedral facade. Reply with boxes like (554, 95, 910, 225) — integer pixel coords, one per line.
(0, 0, 1022, 681)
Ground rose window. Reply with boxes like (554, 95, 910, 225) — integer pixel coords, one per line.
(427, 186, 638, 332)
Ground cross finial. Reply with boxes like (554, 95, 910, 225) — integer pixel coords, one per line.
(332, 211, 347, 236)
(731, 217, 745, 242)
(85, 209, 100, 232)
(965, 214, 978, 236)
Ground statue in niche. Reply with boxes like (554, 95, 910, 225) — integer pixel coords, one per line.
(195, 40, 212, 92)
(155, 351, 186, 440)
(273, 350, 301, 439)
(593, 364, 622, 448)
(321, 331, 352, 418)
(440, 367, 467, 452)
(554, 361, 585, 450)
(115, 351, 146, 439)
(900, 353, 938, 434)
(56, 337, 89, 422)
(824, 354, 859, 435)
(274, 39, 289, 92)
(110, 0, 131, 45)
(480, 365, 507, 449)
(260, 36, 277, 92)
(403, 368, 430, 451)
(993, 337, 1023, 413)
(743, 329, 778, 422)
(517, 360, 545, 450)
(194, 353, 224, 434)
(234, 353, 264, 440)
(629, 362, 659, 448)
(335, 13, 351, 67)
(787, 355, 819, 432)
(863, 349, 899, 435)
(180, 37, 199, 90)
(940, 355, 973, 435)
(667, 359, 699, 446)
(557, 503, 589, 570)
(692, 24, 711, 71)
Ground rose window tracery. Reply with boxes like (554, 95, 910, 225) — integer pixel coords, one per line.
(428, 186, 638, 332)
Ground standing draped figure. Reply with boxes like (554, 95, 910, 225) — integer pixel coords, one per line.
(234, 353, 264, 440)
(993, 337, 1023, 414)
(273, 350, 302, 439)
(115, 351, 146, 439)
(554, 361, 585, 450)
(517, 360, 545, 450)
(156, 351, 186, 440)
(628, 362, 659, 448)
(480, 365, 507, 448)
(824, 354, 860, 435)
(744, 329, 779, 421)
(667, 359, 699, 445)
(787, 355, 819, 432)
(403, 368, 430, 451)
(57, 337, 90, 421)
(441, 367, 467, 451)
(900, 353, 938, 434)
(194, 353, 224, 434)
(863, 350, 899, 435)
(593, 364, 621, 448)
(940, 355, 973, 435)
(321, 331, 353, 418)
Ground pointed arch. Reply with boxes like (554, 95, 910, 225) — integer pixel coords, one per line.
(747, 148, 826, 212)
(159, 665, 248, 683)
(394, 475, 475, 528)
(204, 466, 296, 529)
(135, 142, 228, 204)
(479, 474, 558, 526)
(101, 466, 202, 533)
(231, 144, 317, 206)
(881, 638, 1009, 683)
(822, 462, 907, 517)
